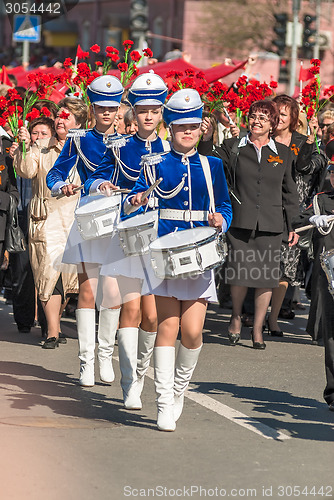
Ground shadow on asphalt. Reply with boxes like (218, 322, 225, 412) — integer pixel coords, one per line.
(0, 361, 156, 430)
(192, 380, 334, 442)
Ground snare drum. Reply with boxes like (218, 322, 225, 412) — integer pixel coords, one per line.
(320, 248, 334, 299)
(75, 194, 121, 240)
(149, 226, 227, 279)
(117, 211, 158, 256)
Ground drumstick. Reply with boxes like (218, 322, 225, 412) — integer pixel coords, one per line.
(56, 184, 84, 199)
(113, 188, 131, 194)
(295, 216, 334, 233)
(141, 177, 163, 202)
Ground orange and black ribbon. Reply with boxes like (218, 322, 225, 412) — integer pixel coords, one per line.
(268, 155, 283, 163)
(291, 144, 299, 155)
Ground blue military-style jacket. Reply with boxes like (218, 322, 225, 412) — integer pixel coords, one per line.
(125, 148, 233, 237)
(84, 133, 170, 194)
(46, 128, 115, 195)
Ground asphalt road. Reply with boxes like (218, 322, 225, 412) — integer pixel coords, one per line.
(0, 293, 333, 500)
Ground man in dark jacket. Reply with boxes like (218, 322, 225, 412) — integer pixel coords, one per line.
(293, 163, 334, 410)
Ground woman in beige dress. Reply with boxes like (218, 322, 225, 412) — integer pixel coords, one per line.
(13, 98, 88, 348)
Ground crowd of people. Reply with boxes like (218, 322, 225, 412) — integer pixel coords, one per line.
(1, 63, 334, 431)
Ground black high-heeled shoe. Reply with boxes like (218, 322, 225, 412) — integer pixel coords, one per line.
(250, 330, 266, 350)
(266, 319, 283, 337)
(227, 331, 240, 346)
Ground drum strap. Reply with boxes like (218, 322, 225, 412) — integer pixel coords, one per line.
(161, 139, 171, 152)
(199, 155, 215, 213)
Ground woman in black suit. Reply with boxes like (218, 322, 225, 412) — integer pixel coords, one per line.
(220, 100, 298, 349)
(268, 95, 321, 336)
(0, 133, 19, 265)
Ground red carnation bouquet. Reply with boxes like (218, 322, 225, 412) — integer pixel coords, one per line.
(60, 60, 100, 106)
(61, 41, 153, 101)
(300, 59, 334, 152)
(165, 69, 209, 99)
(116, 40, 154, 86)
(226, 75, 277, 126)
(0, 74, 59, 158)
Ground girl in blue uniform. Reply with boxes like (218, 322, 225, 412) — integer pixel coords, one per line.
(126, 89, 232, 431)
(84, 73, 169, 410)
(46, 75, 124, 388)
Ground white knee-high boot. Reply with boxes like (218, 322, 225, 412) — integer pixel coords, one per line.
(76, 308, 96, 387)
(136, 327, 156, 396)
(117, 327, 142, 410)
(97, 307, 120, 384)
(174, 343, 202, 422)
(154, 346, 176, 432)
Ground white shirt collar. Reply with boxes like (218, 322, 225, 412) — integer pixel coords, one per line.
(238, 134, 278, 155)
(0, 126, 11, 139)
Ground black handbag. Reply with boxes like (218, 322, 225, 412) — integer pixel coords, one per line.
(5, 194, 26, 253)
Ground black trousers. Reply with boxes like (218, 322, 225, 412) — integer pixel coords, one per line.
(320, 270, 334, 405)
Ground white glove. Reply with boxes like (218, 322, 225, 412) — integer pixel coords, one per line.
(309, 215, 332, 228)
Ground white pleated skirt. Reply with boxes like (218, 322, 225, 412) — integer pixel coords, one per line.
(62, 220, 113, 266)
(142, 264, 217, 302)
(100, 232, 149, 280)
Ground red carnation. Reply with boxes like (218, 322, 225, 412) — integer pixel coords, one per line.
(106, 46, 119, 55)
(307, 107, 315, 120)
(310, 58, 321, 67)
(95, 61, 103, 66)
(90, 44, 100, 53)
(26, 108, 41, 121)
(63, 58, 73, 69)
(196, 71, 205, 80)
(7, 88, 22, 102)
(0, 96, 7, 109)
(310, 66, 320, 75)
(59, 110, 70, 119)
(270, 80, 278, 89)
(18, 119, 23, 128)
(107, 53, 120, 63)
(118, 63, 129, 72)
(130, 50, 141, 62)
(132, 65, 139, 77)
(123, 40, 134, 51)
(185, 69, 195, 78)
(143, 48, 153, 58)
(197, 82, 209, 95)
(41, 107, 51, 117)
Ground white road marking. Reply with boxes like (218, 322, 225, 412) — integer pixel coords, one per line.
(115, 359, 291, 441)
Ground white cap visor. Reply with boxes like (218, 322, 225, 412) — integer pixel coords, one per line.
(93, 100, 120, 107)
(134, 99, 164, 107)
(170, 117, 202, 125)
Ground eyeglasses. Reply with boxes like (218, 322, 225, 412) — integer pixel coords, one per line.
(319, 122, 334, 129)
(248, 114, 270, 123)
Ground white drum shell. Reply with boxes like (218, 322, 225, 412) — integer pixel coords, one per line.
(75, 194, 121, 240)
(149, 227, 227, 280)
(117, 211, 158, 256)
